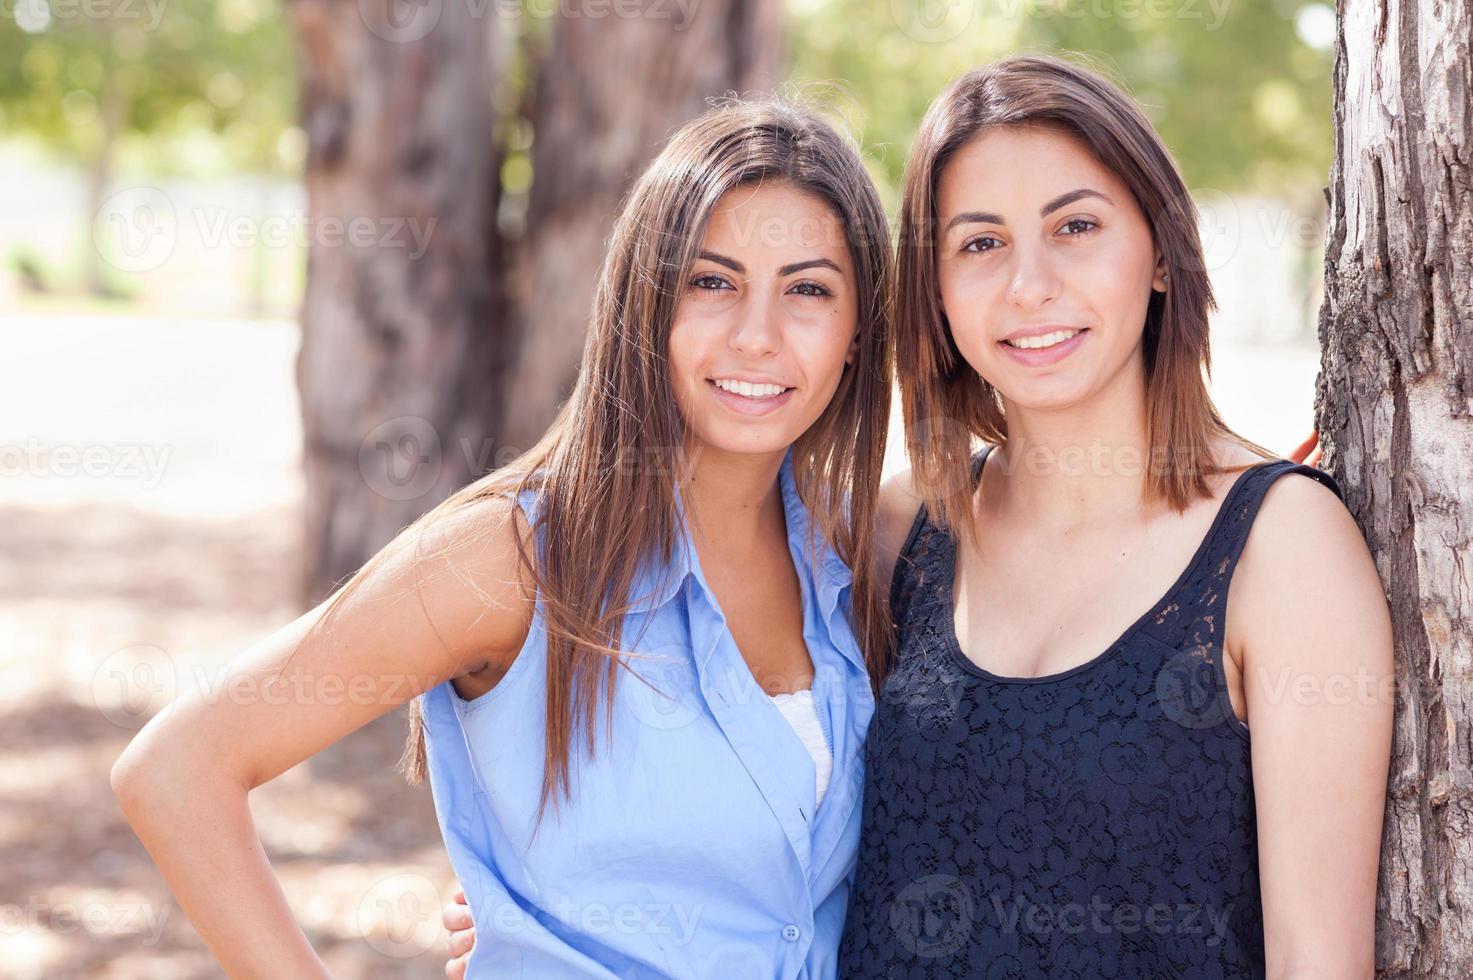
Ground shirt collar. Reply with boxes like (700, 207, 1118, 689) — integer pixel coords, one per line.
(625, 445, 854, 618)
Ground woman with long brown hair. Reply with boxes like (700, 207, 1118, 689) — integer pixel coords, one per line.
(839, 53, 1393, 977)
(111, 97, 895, 978)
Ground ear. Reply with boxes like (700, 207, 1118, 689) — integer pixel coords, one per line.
(844, 335, 859, 366)
(1152, 252, 1170, 293)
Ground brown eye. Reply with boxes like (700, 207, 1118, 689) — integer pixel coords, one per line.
(690, 274, 732, 292)
(789, 280, 833, 298)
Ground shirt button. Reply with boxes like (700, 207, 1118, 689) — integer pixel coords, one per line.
(781, 924, 801, 942)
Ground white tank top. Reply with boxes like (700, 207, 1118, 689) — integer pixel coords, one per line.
(767, 688, 833, 807)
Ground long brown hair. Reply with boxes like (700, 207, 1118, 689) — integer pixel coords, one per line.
(280, 96, 894, 824)
(894, 53, 1270, 548)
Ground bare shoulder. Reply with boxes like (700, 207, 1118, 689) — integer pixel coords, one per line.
(398, 490, 537, 678)
(1233, 457, 1390, 666)
(876, 466, 924, 591)
(1245, 460, 1360, 566)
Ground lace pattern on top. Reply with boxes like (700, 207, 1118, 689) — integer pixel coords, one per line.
(838, 446, 1344, 979)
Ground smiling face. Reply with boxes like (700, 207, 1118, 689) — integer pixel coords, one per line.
(668, 180, 860, 458)
(935, 123, 1168, 413)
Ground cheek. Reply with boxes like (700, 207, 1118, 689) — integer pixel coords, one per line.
(664, 323, 706, 411)
(938, 267, 999, 367)
(800, 313, 860, 386)
(1083, 258, 1151, 346)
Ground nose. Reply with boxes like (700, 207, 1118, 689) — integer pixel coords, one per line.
(728, 291, 782, 357)
(1006, 244, 1062, 312)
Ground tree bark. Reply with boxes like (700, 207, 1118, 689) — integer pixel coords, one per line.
(289, 0, 505, 599)
(1319, 1, 1473, 975)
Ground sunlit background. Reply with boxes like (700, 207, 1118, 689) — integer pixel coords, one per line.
(2, 1, 1336, 975)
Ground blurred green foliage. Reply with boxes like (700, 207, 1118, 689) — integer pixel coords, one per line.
(0, 0, 1332, 192)
(0, 0, 297, 175)
(786, 0, 1336, 211)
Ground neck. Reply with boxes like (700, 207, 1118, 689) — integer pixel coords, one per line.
(678, 442, 787, 550)
(990, 358, 1154, 529)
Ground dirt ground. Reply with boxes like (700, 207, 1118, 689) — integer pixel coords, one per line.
(1, 313, 459, 979)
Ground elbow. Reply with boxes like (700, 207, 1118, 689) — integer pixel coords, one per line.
(110, 733, 198, 823)
(110, 729, 251, 826)
(110, 742, 162, 820)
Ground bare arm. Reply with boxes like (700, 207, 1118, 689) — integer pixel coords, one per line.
(110, 496, 534, 978)
(1230, 475, 1394, 979)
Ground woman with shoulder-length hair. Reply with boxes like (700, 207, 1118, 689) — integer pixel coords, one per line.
(839, 53, 1394, 978)
(112, 96, 897, 978)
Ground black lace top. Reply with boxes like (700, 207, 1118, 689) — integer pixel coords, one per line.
(838, 445, 1343, 979)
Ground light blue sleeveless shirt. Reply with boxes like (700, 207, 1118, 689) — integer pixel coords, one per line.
(419, 446, 875, 978)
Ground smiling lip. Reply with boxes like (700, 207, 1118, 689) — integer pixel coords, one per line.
(706, 377, 795, 416)
(999, 324, 1088, 343)
(997, 327, 1088, 367)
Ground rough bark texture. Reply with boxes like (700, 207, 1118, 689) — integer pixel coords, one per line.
(290, 0, 504, 599)
(291, 0, 783, 597)
(496, 0, 785, 453)
(1319, 1, 1473, 975)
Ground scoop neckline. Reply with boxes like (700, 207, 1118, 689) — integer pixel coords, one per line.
(941, 446, 1279, 686)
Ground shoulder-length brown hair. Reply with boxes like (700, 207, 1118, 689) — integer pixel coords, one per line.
(894, 52, 1269, 542)
(280, 96, 894, 824)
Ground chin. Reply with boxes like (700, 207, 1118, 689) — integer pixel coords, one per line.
(690, 425, 800, 458)
(992, 375, 1096, 414)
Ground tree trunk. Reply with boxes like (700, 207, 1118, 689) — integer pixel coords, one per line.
(290, 0, 506, 599)
(84, 45, 126, 298)
(1319, 1, 1473, 975)
(496, 0, 785, 453)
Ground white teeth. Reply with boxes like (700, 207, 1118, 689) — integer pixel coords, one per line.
(1004, 328, 1082, 350)
(711, 378, 789, 398)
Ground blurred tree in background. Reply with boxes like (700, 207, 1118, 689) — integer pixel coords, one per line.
(0, 0, 295, 294)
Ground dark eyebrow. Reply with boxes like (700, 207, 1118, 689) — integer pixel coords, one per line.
(696, 251, 842, 278)
(1041, 187, 1114, 216)
(698, 250, 744, 273)
(779, 257, 842, 277)
(942, 187, 1117, 233)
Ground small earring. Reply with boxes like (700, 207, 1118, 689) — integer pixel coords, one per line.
(1162, 272, 1170, 281)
